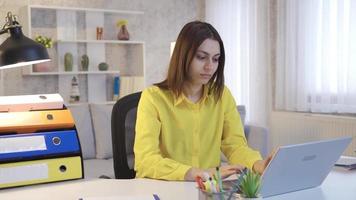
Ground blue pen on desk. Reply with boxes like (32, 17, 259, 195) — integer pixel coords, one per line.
(153, 194, 160, 200)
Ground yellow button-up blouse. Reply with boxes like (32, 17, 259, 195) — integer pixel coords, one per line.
(134, 85, 262, 180)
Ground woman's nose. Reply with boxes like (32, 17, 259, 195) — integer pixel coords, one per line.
(204, 59, 214, 70)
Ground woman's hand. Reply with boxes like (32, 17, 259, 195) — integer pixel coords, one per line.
(184, 164, 245, 181)
(214, 165, 245, 179)
(253, 149, 278, 174)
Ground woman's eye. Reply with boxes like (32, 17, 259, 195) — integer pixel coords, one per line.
(196, 55, 206, 60)
(213, 58, 219, 63)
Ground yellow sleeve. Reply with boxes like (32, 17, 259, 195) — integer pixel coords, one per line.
(134, 88, 191, 180)
(220, 87, 262, 170)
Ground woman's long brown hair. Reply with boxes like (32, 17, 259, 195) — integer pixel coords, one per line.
(156, 21, 225, 101)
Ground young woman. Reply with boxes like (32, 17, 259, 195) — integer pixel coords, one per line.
(134, 21, 271, 181)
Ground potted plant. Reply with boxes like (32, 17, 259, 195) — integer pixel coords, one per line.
(238, 169, 262, 199)
(33, 35, 53, 72)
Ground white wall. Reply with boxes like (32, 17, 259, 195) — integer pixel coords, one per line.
(0, 0, 204, 96)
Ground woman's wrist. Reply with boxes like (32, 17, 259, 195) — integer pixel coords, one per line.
(184, 167, 200, 181)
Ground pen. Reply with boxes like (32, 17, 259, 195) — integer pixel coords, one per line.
(204, 180, 212, 192)
(216, 166, 224, 192)
(236, 168, 248, 186)
(153, 194, 160, 200)
(212, 174, 220, 192)
(209, 177, 218, 193)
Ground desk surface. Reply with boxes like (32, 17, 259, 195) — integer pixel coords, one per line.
(0, 167, 355, 200)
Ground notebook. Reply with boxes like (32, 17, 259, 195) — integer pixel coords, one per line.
(335, 156, 356, 170)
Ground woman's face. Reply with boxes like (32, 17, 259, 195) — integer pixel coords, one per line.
(187, 38, 220, 87)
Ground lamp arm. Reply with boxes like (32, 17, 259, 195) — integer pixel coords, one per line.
(0, 12, 21, 35)
(0, 29, 7, 35)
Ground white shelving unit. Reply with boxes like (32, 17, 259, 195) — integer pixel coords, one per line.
(57, 39, 145, 44)
(22, 5, 144, 15)
(19, 5, 145, 104)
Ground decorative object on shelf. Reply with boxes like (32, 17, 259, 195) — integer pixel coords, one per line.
(113, 75, 120, 101)
(69, 76, 80, 103)
(0, 12, 50, 69)
(35, 35, 53, 48)
(64, 52, 73, 71)
(116, 19, 129, 40)
(81, 54, 89, 71)
(238, 169, 262, 200)
(33, 35, 53, 72)
(96, 27, 103, 40)
(98, 62, 109, 71)
(33, 62, 51, 72)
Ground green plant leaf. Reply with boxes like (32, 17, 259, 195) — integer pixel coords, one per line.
(239, 169, 261, 198)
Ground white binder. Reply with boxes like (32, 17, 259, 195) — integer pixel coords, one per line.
(0, 93, 64, 112)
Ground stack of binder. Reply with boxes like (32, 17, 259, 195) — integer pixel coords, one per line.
(0, 94, 83, 189)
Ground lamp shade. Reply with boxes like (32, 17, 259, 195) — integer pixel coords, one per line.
(0, 26, 50, 69)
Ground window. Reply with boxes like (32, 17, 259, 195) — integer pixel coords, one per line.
(276, 0, 356, 113)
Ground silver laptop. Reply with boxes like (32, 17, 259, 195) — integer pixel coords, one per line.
(260, 136, 352, 197)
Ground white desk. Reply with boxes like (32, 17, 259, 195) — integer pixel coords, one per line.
(264, 167, 356, 200)
(0, 167, 355, 200)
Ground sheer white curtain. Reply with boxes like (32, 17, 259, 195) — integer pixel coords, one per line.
(205, 0, 269, 126)
(276, 0, 356, 113)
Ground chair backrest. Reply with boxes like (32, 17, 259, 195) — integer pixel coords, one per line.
(111, 92, 142, 179)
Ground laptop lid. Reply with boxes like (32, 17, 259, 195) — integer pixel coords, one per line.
(260, 136, 352, 198)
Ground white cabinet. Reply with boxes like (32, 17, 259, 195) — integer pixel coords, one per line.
(19, 5, 145, 103)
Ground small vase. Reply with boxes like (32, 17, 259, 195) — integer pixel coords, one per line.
(117, 25, 129, 40)
(98, 62, 109, 71)
(64, 53, 73, 71)
(81, 54, 89, 71)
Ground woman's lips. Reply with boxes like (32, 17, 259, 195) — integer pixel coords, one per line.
(200, 74, 212, 79)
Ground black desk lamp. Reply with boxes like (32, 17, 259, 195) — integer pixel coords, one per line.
(0, 12, 50, 69)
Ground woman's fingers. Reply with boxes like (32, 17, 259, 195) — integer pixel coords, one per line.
(188, 164, 248, 181)
(218, 165, 245, 179)
(252, 148, 279, 175)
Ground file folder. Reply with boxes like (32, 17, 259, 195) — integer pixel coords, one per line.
(0, 130, 80, 162)
(0, 156, 83, 189)
(0, 93, 64, 112)
(0, 109, 75, 134)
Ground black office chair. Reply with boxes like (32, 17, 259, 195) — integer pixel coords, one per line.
(111, 92, 142, 179)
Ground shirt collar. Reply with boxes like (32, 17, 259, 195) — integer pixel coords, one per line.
(173, 85, 210, 106)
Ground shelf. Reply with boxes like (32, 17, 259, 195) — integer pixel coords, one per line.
(29, 5, 144, 15)
(57, 40, 145, 45)
(20, 5, 145, 103)
(27, 70, 121, 76)
(67, 101, 116, 107)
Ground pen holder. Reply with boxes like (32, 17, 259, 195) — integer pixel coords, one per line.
(198, 188, 238, 200)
